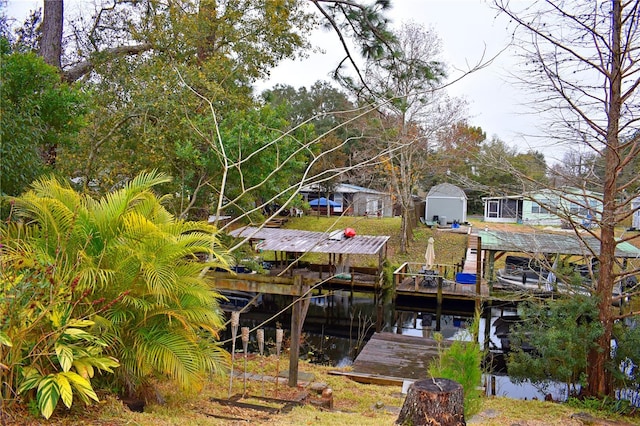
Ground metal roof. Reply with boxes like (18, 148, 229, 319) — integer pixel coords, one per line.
(300, 183, 387, 195)
(427, 183, 467, 199)
(478, 230, 640, 258)
(481, 187, 604, 201)
(229, 227, 390, 256)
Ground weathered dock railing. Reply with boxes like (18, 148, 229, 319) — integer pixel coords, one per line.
(392, 262, 462, 289)
(392, 262, 486, 315)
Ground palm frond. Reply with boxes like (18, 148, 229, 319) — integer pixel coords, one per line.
(136, 328, 207, 390)
(4, 171, 229, 399)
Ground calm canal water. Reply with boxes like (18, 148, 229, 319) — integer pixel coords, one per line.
(223, 290, 566, 401)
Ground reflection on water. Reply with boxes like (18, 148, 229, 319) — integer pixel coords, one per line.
(487, 375, 567, 401)
(388, 307, 570, 401)
(224, 290, 572, 401)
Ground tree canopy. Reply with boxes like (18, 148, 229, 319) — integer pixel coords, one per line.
(0, 49, 87, 196)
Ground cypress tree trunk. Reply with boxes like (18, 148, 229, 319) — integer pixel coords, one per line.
(586, 0, 622, 398)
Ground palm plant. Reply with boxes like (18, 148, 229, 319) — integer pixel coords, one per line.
(2, 171, 230, 411)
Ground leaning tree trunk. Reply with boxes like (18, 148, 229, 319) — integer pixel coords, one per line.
(396, 378, 465, 426)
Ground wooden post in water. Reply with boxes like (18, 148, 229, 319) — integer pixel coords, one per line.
(288, 275, 310, 387)
(436, 276, 443, 331)
(475, 236, 482, 312)
(376, 303, 384, 333)
(487, 250, 495, 293)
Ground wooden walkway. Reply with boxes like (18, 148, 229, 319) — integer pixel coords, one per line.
(329, 332, 451, 385)
(462, 233, 481, 274)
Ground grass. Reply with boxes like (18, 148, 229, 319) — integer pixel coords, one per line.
(6, 217, 640, 425)
(12, 358, 638, 425)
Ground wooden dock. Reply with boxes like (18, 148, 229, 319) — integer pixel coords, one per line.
(392, 230, 490, 304)
(395, 277, 489, 299)
(329, 332, 451, 385)
(463, 233, 481, 274)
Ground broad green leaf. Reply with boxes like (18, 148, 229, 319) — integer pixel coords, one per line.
(62, 328, 93, 340)
(62, 371, 99, 404)
(89, 356, 120, 373)
(54, 374, 73, 408)
(0, 331, 12, 347)
(67, 319, 95, 328)
(72, 359, 94, 379)
(37, 375, 60, 419)
(48, 309, 63, 328)
(55, 342, 74, 372)
(17, 367, 42, 394)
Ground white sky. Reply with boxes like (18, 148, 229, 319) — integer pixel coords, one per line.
(257, 1, 549, 156)
(6, 0, 559, 161)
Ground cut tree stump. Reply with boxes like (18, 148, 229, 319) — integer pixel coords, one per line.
(396, 378, 465, 426)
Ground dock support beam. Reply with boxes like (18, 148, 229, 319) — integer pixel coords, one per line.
(436, 276, 443, 331)
(487, 250, 495, 293)
(289, 275, 310, 387)
(475, 237, 483, 312)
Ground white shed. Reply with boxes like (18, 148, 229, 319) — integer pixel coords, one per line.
(425, 183, 467, 225)
(632, 196, 640, 230)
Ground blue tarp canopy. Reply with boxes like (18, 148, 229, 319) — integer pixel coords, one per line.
(308, 197, 340, 207)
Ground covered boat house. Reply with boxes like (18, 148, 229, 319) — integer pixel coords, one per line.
(208, 226, 390, 387)
(217, 226, 390, 297)
(478, 229, 640, 292)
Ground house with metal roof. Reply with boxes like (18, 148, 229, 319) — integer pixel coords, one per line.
(300, 183, 393, 217)
(483, 187, 603, 226)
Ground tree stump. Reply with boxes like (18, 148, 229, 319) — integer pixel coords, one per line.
(396, 378, 465, 426)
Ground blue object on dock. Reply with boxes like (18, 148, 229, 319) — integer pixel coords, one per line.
(455, 273, 476, 284)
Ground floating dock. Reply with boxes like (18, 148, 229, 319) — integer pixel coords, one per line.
(329, 332, 452, 386)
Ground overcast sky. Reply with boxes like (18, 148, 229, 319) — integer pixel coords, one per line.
(257, 1, 553, 158)
(6, 0, 559, 161)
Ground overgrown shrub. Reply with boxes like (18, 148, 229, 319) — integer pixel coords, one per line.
(566, 396, 634, 416)
(1, 171, 231, 418)
(0, 257, 119, 419)
(507, 295, 603, 397)
(427, 319, 483, 417)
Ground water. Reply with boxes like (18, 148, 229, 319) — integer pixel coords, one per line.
(222, 291, 574, 401)
(388, 306, 570, 401)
